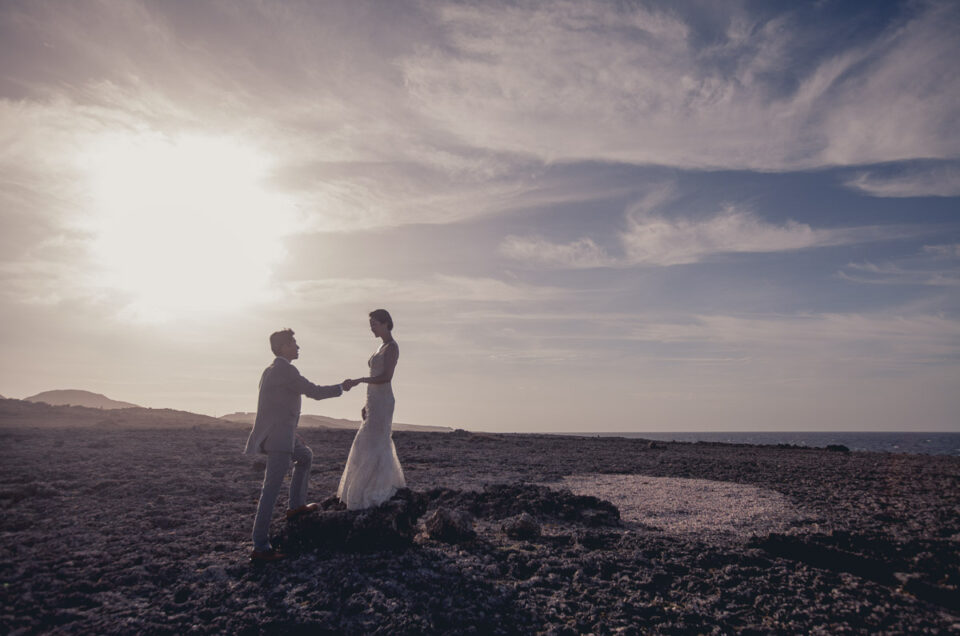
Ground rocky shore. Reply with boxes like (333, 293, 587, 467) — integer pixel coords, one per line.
(1, 407, 958, 633)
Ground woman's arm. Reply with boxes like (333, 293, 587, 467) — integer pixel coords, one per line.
(355, 343, 399, 385)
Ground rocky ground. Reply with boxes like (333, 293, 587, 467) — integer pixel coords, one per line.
(1, 401, 959, 633)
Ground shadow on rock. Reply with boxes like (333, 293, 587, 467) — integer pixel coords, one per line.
(425, 483, 621, 527)
(753, 530, 960, 614)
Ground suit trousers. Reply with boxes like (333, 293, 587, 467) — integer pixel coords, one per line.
(251, 438, 313, 551)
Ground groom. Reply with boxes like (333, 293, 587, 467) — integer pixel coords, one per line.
(244, 328, 350, 562)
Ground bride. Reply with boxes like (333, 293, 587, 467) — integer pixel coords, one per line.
(337, 309, 406, 510)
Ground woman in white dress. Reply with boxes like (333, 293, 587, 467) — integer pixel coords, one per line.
(337, 309, 406, 510)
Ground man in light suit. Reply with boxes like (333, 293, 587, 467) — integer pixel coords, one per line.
(245, 328, 350, 562)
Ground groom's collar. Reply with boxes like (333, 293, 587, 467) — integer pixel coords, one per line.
(274, 356, 292, 365)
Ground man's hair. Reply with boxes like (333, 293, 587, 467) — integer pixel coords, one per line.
(369, 309, 393, 331)
(270, 329, 295, 356)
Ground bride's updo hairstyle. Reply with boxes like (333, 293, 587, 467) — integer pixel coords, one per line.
(369, 309, 393, 331)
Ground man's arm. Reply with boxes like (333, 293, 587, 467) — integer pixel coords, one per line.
(287, 366, 343, 400)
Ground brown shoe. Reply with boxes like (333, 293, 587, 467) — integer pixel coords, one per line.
(250, 548, 287, 562)
(285, 502, 319, 521)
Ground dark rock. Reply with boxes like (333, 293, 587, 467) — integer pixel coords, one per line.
(423, 507, 476, 543)
(826, 444, 851, 453)
(901, 578, 960, 614)
(319, 494, 346, 510)
(651, 571, 674, 588)
(275, 488, 427, 553)
(502, 512, 541, 539)
(576, 530, 621, 550)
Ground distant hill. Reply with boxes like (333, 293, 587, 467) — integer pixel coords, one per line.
(0, 398, 235, 429)
(0, 398, 452, 432)
(220, 412, 452, 433)
(24, 390, 141, 410)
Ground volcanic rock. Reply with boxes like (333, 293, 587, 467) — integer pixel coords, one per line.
(423, 507, 476, 543)
(502, 512, 541, 539)
(3, 423, 959, 634)
(274, 488, 427, 554)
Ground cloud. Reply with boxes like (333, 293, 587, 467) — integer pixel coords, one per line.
(607, 311, 960, 385)
(839, 244, 960, 287)
(0, 260, 79, 306)
(284, 274, 562, 306)
(499, 236, 614, 269)
(924, 244, 960, 259)
(402, 0, 960, 170)
(0, 32, 633, 238)
(423, 307, 960, 378)
(621, 205, 831, 266)
(844, 164, 960, 198)
(502, 201, 913, 268)
(472, 308, 960, 349)
(0, 1, 534, 233)
(653, 313, 960, 357)
(5, 0, 959, 251)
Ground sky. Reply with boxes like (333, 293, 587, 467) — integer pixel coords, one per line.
(1, 0, 958, 432)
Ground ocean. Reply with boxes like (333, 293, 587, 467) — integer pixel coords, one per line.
(564, 431, 960, 456)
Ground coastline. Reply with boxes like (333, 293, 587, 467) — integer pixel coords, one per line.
(543, 430, 960, 456)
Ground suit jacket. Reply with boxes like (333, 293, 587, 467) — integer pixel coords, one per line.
(243, 357, 342, 455)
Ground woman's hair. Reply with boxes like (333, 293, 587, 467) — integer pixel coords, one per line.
(269, 328, 295, 356)
(369, 309, 393, 331)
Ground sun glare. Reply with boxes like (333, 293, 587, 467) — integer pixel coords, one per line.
(82, 132, 298, 320)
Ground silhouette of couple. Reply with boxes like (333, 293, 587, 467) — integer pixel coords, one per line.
(243, 309, 404, 562)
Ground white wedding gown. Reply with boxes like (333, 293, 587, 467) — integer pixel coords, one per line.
(337, 343, 406, 510)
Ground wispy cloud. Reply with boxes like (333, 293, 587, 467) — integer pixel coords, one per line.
(844, 164, 960, 198)
(284, 274, 562, 306)
(4, 0, 958, 244)
(839, 244, 960, 287)
(499, 236, 615, 269)
(924, 244, 960, 259)
(621, 205, 830, 266)
(641, 313, 960, 359)
(502, 201, 914, 268)
(403, 0, 960, 170)
(424, 307, 960, 378)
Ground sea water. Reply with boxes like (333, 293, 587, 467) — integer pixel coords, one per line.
(565, 431, 960, 456)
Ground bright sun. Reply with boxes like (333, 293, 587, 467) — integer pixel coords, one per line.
(83, 132, 298, 320)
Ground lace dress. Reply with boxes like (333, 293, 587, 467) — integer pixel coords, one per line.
(337, 342, 406, 510)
